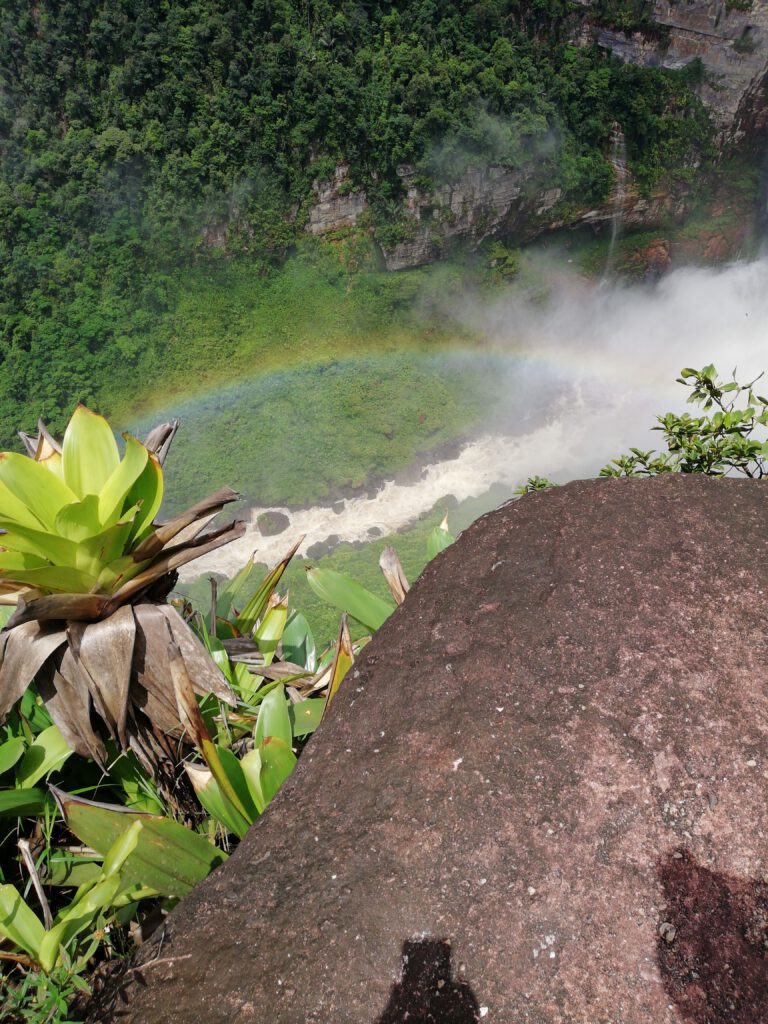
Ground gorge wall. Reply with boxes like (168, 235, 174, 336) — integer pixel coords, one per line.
(307, 1, 768, 270)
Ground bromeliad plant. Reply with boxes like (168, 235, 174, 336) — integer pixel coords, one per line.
(0, 406, 242, 768)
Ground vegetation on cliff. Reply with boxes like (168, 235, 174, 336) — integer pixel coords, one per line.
(0, 0, 715, 450)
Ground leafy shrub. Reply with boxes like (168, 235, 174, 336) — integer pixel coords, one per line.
(601, 365, 768, 478)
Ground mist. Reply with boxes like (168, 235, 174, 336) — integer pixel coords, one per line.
(183, 253, 768, 579)
(457, 252, 768, 482)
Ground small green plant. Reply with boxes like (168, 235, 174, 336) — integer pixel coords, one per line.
(601, 365, 768, 478)
(733, 28, 757, 54)
(0, 407, 243, 766)
(0, 959, 92, 1024)
(514, 476, 556, 495)
(0, 819, 145, 973)
(487, 241, 520, 278)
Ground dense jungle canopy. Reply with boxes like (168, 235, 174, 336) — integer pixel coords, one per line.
(0, 0, 714, 446)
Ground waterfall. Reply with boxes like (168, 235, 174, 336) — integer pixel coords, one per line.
(602, 124, 628, 282)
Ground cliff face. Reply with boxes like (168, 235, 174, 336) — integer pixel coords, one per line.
(593, 1, 768, 142)
(377, 147, 687, 271)
(307, 1, 768, 269)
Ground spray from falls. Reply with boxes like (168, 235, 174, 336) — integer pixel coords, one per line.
(183, 254, 768, 579)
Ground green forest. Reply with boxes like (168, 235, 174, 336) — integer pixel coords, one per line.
(0, 0, 716, 451)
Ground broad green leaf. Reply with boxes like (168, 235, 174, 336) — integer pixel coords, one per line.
(62, 405, 120, 499)
(0, 736, 25, 775)
(0, 550, 49, 572)
(305, 566, 393, 632)
(124, 454, 163, 544)
(288, 698, 324, 738)
(172, 653, 254, 824)
(102, 819, 143, 879)
(55, 494, 104, 542)
(282, 610, 316, 672)
(44, 852, 102, 888)
(253, 602, 287, 666)
(0, 453, 78, 530)
(0, 884, 45, 960)
(254, 686, 292, 750)
(16, 724, 71, 788)
(54, 789, 227, 897)
(239, 748, 265, 814)
(215, 745, 257, 823)
(95, 553, 147, 593)
(98, 435, 149, 526)
(197, 734, 253, 825)
(0, 522, 78, 566)
(75, 519, 135, 577)
(258, 735, 297, 806)
(232, 661, 253, 696)
(426, 515, 454, 560)
(185, 762, 252, 839)
(39, 873, 123, 971)
(197, 620, 234, 685)
(0, 787, 47, 817)
(0, 564, 100, 593)
(0, 478, 48, 531)
(213, 556, 256, 630)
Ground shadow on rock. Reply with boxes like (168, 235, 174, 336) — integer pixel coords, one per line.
(657, 847, 768, 1023)
(377, 938, 481, 1023)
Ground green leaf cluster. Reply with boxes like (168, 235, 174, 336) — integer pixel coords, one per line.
(0, 407, 161, 597)
(601, 365, 768, 479)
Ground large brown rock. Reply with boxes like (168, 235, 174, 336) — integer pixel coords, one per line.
(92, 475, 768, 1023)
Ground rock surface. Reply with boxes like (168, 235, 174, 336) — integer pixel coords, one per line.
(90, 475, 768, 1024)
(307, 163, 369, 236)
(592, 1, 768, 143)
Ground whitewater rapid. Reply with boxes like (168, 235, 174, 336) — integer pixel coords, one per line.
(179, 418, 578, 578)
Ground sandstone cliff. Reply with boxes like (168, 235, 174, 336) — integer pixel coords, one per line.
(306, 1, 768, 269)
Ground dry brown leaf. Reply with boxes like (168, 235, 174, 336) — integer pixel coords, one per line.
(379, 546, 410, 605)
(0, 622, 67, 718)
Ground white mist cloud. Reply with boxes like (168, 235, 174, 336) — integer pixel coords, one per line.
(453, 255, 768, 482)
(184, 254, 768, 578)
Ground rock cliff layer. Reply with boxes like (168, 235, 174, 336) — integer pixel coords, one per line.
(595, 1, 768, 142)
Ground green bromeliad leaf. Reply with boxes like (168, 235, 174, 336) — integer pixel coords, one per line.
(426, 515, 454, 560)
(0, 452, 78, 530)
(0, 884, 46, 960)
(0, 413, 161, 596)
(98, 435, 149, 526)
(0, 522, 79, 565)
(62, 405, 120, 499)
(124, 454, 164, 544)
(54, 788, 227, 897)
(305, 566, 394, 632)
